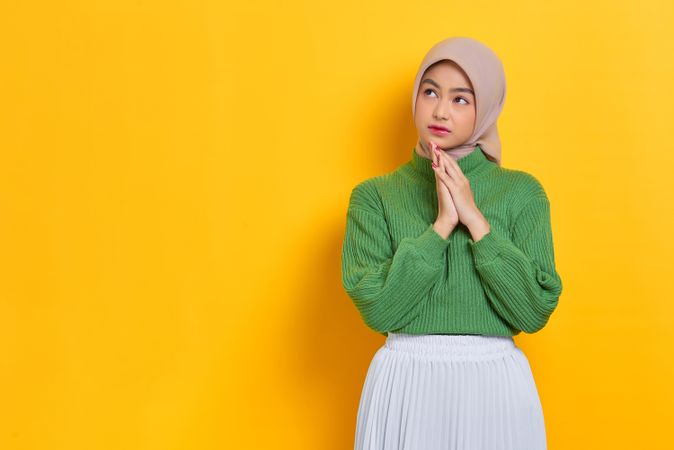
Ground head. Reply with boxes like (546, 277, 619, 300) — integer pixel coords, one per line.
(414, 60, 476, 150)
(411, 37, 506, 165)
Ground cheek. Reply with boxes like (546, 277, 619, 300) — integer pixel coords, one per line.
(455, 114, 475, 134)
(415, 96, 428, 113)
(459, 109, 476, 124)
(414, 102, 430, 121)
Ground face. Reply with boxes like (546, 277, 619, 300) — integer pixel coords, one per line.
(414, 60, 476, 151)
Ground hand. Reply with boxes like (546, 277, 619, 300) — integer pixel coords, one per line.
(429, 140, 458, 231)
(431, 143, 486, 231)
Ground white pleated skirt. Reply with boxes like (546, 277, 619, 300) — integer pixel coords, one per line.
(354, 332, 547, 450)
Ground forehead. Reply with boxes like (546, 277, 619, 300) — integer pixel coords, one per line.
(423, 60, 471, 83)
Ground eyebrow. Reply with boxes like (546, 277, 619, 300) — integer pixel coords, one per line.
(421, 78, 474, 96)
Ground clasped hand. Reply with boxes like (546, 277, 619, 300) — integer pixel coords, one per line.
(429, 139, 488, 235)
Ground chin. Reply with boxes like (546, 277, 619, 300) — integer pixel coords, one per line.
(426, 136, 455, 149)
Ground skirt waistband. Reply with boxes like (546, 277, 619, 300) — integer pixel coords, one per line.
(385, 332, 517, 361)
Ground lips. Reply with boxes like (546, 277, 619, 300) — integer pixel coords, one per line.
(429, 125, 450, 132)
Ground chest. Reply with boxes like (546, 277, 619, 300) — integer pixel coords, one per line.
(379, 181, 514, 250)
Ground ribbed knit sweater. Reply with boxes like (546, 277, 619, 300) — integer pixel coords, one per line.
(341, 145, 563, 337)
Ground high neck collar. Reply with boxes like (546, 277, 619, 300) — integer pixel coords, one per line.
(410, 144, 493, 182)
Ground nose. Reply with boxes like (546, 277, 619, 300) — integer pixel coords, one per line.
(433, 100, 450, 120)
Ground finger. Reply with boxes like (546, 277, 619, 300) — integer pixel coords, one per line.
(438, 151, 465, 180)
(435, 145, 443, 171)
(436, 149, 461, 180)
(430, 140, 438, 167)
(433, 159, 455, 191)
(435, 145, 452, 179)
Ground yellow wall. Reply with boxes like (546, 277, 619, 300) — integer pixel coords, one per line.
(1, 1, 672, 448)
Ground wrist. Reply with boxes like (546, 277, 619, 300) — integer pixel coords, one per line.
(433, 219, 455, 240)
(435, 216, 456, 228)
(467, 216, 490, 242)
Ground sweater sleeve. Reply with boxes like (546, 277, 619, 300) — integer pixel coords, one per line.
(467, 192, 563, 334)
(341, 183, 451, 334)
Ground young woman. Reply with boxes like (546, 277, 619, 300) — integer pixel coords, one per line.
(341, 36, 563, 450)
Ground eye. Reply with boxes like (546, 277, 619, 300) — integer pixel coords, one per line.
(455, 97, 469, 105)
(424, 88, 437, 97)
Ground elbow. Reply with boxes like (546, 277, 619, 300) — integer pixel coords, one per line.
(348, 292, 414, 334)
(523, 272, 562, 333)
(519, 315, 552, 334)
(520, 293, 561, 334)
(343, 287, 391, 333)
(355, 296, 398, 333)
(361, 313, 392, 334)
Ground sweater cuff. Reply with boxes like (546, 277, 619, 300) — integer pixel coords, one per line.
(415, 223, 451, 263)
(468, 230, 506, 267)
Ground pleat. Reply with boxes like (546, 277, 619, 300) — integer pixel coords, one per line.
(354, 333, 548, 450)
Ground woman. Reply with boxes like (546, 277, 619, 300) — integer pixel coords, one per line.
(341, 36, 563, 450)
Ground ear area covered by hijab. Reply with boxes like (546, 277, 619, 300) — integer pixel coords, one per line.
(412, 37, 506, 166)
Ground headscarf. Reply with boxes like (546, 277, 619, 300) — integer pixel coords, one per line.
(411, 36, 506, 165)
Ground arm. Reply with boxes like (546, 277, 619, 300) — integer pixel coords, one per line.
(341, 183, 451, 334)
(467, 192, 563, 333)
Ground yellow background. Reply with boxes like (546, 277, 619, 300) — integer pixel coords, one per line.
(1, 1, 673, 449)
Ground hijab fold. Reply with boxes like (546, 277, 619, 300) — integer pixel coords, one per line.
(412, 37, 506, 165)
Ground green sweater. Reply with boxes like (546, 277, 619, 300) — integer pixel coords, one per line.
(341, 145, 563, 337)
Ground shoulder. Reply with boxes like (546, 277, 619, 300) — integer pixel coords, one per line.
(346, 175, 388, 214)
(493, 166, 551, 225)
(345, 157, 414, 214)
(497, 166, 549, 201)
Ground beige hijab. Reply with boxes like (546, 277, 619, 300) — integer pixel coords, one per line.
(412, 36, 506, 165)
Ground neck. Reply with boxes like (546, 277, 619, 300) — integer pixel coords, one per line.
(415, 139, 478, 162)
(409, 140, 494, 182)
